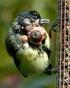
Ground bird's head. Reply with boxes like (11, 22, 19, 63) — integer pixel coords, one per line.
(15, 10, 50, 46)
(16, 10, 49, 31)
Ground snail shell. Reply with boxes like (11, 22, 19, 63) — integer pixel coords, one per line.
(28, 26, 46, 46)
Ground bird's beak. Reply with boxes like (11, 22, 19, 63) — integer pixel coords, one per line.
(40, 19, 50, 24)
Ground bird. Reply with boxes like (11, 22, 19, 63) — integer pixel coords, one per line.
(5, 10, 56, 77)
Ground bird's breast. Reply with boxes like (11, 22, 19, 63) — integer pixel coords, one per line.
(15, 43, 49, 76)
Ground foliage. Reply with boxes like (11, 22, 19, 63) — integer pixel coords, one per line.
(0, 0, 58, 88)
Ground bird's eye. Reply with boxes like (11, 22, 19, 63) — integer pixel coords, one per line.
(30, 11, 41, 21)
(33, 16, 36, 19)
(23, 18, 31, 25)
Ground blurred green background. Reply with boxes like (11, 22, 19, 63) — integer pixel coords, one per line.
(0, 0, 58, 88)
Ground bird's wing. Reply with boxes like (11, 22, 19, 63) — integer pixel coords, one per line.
(5, 28, 23, 57)
(42, 31, 51, 58)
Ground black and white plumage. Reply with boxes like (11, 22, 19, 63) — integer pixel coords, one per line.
(6, 10, 52, 77)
